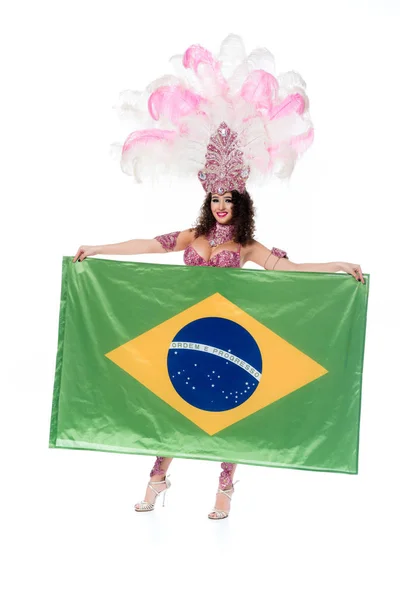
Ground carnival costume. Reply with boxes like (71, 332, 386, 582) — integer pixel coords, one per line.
(114, 34, 313, 517)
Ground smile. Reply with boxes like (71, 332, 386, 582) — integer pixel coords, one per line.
(216, 212, 228, 217)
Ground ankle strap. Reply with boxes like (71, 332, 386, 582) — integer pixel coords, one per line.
(149, 474, 171, 485)
(221, 479, 239, 490)
(217, 480, 239, 497)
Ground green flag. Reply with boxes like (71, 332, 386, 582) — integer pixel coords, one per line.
(49, 257, 369, 474)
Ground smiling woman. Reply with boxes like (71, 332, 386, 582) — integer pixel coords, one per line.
(211, 192, 234, 224)
(195, 190, 255, 248)
(72, 34, 365, 521)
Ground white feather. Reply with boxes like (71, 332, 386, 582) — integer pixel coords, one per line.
(218, 34, 247, 79)
(247, 47, 276, 74)
(277, 70, 307, 92)
(227, 61, 250, 95)
(169, 54, 202, 93)
(113, 89, 149, 124)
(146, 74, 184, 93)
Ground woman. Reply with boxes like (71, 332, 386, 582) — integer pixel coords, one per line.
(73, 188, 364, 519)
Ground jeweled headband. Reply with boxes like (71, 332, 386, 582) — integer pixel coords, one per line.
(198, 122, 249, 195)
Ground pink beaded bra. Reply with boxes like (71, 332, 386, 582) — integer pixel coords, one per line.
(183, 244, 241, 268)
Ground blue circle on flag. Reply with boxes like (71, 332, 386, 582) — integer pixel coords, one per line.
(167, 317, 262, 412)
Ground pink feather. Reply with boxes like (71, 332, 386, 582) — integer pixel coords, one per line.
(269, 93, 305, 120)
(122, 129, 176, 154)
(183, 44, 218, 73)
(289, 128, 314, 153)
(183, 44, 228, 95)
(148, 85, 204, 124)
(240, 70, 278, 109)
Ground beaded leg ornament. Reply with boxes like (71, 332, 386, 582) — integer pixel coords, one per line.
(219, 462, 235, 490)
(150, 456, 166, 477)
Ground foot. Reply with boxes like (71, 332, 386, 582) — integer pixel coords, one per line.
(134, 475, 167, 511)
(208, 487, 234, 520)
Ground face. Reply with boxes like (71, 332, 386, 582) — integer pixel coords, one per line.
(210, 192, 234, 224)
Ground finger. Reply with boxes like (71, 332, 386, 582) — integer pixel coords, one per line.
(79, 252, 87, 261)
(73, 247, 83, 263)
(348, 265, 358, 280)
(357, 265, 365, 284)
(354, 265, 364, 284)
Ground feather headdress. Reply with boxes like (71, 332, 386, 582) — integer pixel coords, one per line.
(112, 34, 314, 193)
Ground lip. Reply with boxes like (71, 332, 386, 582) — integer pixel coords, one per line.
(216, 212, 228, 217)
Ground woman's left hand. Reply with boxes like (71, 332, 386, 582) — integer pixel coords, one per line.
(337, 262, 365, 283)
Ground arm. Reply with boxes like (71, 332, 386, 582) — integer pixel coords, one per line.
(73, 229, 195, 262)
(244, 240, 365, 283)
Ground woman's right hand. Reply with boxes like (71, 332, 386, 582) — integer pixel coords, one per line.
(73, 245, 102, 263)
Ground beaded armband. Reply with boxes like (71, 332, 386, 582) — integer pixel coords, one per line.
(271, 247, 288, 259)
(154, 231, 181, 252)
(264, 247, 288, 270)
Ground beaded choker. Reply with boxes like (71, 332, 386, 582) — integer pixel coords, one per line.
(207, 222, 235, 247)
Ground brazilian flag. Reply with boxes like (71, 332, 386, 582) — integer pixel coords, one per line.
(49, 257, 369, 474)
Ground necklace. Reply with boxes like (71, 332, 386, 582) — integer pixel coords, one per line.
(207, 222, 235, 247)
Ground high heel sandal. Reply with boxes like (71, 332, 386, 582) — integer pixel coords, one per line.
(208, 480, 239, 520)
(134, 475, 172, 512)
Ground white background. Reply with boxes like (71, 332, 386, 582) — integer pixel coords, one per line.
(1, 1, 400, 598)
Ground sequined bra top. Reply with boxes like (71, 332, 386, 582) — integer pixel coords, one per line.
(155, 225, 287, 269)
(182, 244, 241, 267)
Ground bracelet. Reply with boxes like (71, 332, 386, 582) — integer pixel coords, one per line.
(263, 251, 273, 270)
(272, 256, 281, 270)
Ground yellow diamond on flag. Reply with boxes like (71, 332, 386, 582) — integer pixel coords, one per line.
(105, 293, 328, 435)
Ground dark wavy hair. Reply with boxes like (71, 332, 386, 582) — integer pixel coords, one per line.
(193, 189, 256, 245)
